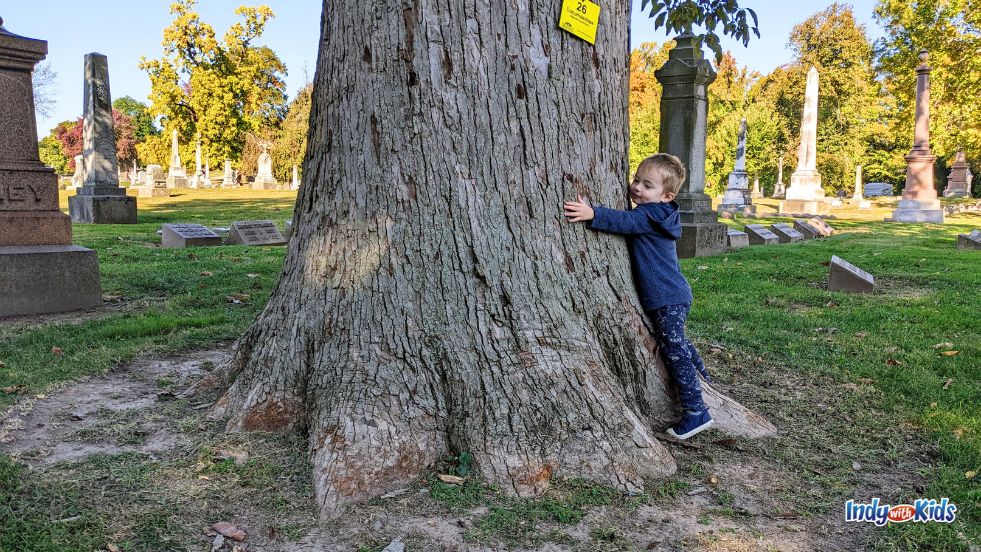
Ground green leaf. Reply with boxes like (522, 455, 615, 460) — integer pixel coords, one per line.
(654, 11, 667, 29)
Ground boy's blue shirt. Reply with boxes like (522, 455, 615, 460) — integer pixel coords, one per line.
(587, 200, 693, 310)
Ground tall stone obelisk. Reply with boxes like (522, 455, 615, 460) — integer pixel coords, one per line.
(654, 34, 726, 258)
(0, 17, 102, 315)
(68, 53, 137, 223)
(718, 118, 754, 213)
(781, 67, 829, 215)
(890, 50, 943, 223)
(773, 155, 786, 198)
(166, 130, 188, 189)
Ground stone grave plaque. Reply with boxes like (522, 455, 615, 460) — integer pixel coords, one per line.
(161, 223, 222, 248)
(227, 220, 286, 246)
(770, 223, 804, 244)
(957, 229, 981, 250)
(726, 229, 748, 249)
(828, 255, 874, 293)
(807, 217, 834, 237)
(864, 182, 893, 197)
(744, 224, 779, 245)
(793, 219, 819, 239)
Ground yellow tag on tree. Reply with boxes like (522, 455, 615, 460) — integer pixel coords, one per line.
(559, 0, 600, 44)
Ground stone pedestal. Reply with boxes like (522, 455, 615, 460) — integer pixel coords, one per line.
(890, 198, 944, 223)
(0, 211, 71, 246)
(69, 192, 137, 223)
(781, 170, 829, 215)
(251, 175, 280, 190)
(943, 151, 972, 198)
(654, 35, 726, 258)
(718, 171, 754, 213)
(0, 245, 102, 317)
(780, 199, 830, 216)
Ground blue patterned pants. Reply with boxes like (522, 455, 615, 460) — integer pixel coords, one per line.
(646, 302, 709, 413)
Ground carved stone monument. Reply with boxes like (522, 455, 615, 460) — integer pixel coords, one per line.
(943, 151, 972, 198)
(773, 155, 786, 198)
(718, 118, 754, 214)
(251, 144, 279, 190)
(68, 53, 137, 224)
(137, 164, 169, 197)
(654, 34, 726, 258)
(0, 18, 101, 316)
(291, 165, 299, 191)
(751, 177, 763, 199)
(188, 136, 203, 189)
(221, 159, 237, 188)
(781, 67, 829, 216)
(67, 154, 84, 191)
(890, 51, 943, 223)
(166, 130, 188, 189)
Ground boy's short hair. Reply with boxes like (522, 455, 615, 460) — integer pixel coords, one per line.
(636, 153, 686, 196)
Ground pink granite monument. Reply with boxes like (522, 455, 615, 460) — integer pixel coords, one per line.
(943, 151, 973, 198)
(890, 50, 943, 223)
(0, 17, 102, 316)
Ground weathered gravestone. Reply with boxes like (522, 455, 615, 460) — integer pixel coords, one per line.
(794, 217, 834, 239)
(161, 223, 222, 248)
(744, 224, 779, 245)
(0, 18, 102, 316)
(943, 151, 973, 198)
(718, 118, 754, 214)
(227, 220, 286, 246)
(68, 53, 138, 224)
(137, 164, 169, 197)
(957, 229, 981, 250)
(251, 145, 280, 190)
(828, 255, 874, 293)
(166, 130, 188, 189)
(770, 223, 804, 244)
(780, 67, 830, 216)
(726, 229, 748, 249)
(864, 182, 893, 197)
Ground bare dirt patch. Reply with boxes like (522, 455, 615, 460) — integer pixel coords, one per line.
(0, 348, 935, 551)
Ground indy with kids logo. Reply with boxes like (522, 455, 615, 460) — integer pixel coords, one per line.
(845, 498, 958, 526)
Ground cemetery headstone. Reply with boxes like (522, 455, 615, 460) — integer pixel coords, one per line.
(221, 159, 237, 188)
(744, 224, 779, 245)
(67, 53, 137, 224)
(291, 165, 299, 191)
(943, 151, 973, 198)
(718, 118, 754, 214)
(137, 164, 169, 197)
(726, 229, 748, 249)
(252, 145, 280, 190)
(68, 154, 84, 190)
(751, 177, 763, 199)
(852, 165, 864, 202)
(828, 255, 874, 293)
(890, 51, 944, 223)
(794, 217, 834, 239)
(772, 155, 786, 199)
(166, 130, 188, 189)
(0, 18, 101, 316)
(161, 223, 222, 248)
(227, 220, 287, 246)
(769, 223, 804, 244)
(957, 229, 981, 250)
(781, 67, 830, 216)
(188, 136, 203, 188)
(864, 182, 892, 196)
(654, 34, 726, 258)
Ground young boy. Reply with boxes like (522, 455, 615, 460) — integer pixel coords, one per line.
(563, 153, 713, 440)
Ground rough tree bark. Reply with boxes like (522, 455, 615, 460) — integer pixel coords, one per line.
(207, 0, 775, 515)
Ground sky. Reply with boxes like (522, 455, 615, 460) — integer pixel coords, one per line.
(10, 1, 887, 137)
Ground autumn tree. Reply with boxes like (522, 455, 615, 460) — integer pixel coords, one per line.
(629, 42, 672, 168)
(53, 111, 137, 172)
(139, 0, 287, 171)
(875, 0, 981, 193)
(203, 0, 773, 517)
(271, 83, 312, 182)
(38, 134, 69, 175)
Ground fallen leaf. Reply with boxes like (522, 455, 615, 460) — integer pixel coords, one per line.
(214, 448, 250, 466)
(437, 474, 465, 485)
(707, 474, 720, 485)
(966, 471, 977, 480)
(199, 271, 213, 277)
(884, 346, 899, 353)
(953, 428, 966, 440)
(929, 402, 937, 408)
(825, 301, 839, 309)
(940, 350, 959, 356)
(854, 332, 868, 338)
(102, 293, 123, 301)
(226, 293, 251, 304)
(107, 545, 120, 552)
(198, 475, 211, 480)
(35, 394, 46, 399)
(246, 273, 260, 278)
(696, 265, 709, 270)
(211, 521, 246, 541)
(51, 347, 64, 355)
(943, 378, 954, 390)
(1, 385, 25, 394)
(886, 358, 902, 366)
(852, 461, 862, 471)
(932, 342, 954, 349)
(187, 253, 198, 260)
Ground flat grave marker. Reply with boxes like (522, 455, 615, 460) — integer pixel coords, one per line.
(770, 223, 804, 244)
(227, 220, 287, 246)
(726, 229, 748, 249)
(161, 223, 222, 248)
(744, 224, 779, 245)
(957, 229, 980, 250)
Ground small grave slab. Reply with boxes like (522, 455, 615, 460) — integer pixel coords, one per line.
(726, 229, 748, 249)
(957, 229, 981, 250)
(744, 224, 779, 245)
(161, 223, 222, 248)
(828, 255, 874, 293)
(769, 223, 804, 244)
(227, 220, 287, 246)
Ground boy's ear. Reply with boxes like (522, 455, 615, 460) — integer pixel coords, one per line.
(663, 191, 677, 202)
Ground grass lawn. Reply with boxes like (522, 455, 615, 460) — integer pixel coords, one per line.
(0, 190, 978, 550)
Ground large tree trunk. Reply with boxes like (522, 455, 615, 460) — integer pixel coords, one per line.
(208, 0, 774, 515)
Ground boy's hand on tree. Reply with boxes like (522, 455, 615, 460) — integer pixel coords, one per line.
(563, 195, 594, 222)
